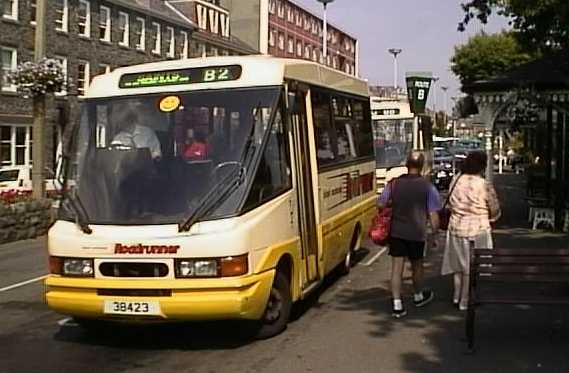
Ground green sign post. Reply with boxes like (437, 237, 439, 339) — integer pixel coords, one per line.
(405, 71, 433, 115)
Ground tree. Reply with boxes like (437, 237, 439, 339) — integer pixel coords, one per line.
(459, 0, 569, 51)
(451, 31, 533, 87)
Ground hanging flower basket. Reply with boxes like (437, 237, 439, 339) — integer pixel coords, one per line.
(7, 58, 65, 98)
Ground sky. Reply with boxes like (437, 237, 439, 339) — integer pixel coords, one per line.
(294, 0, 510, 113)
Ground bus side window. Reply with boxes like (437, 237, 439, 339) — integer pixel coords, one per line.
(312, 91, 336, 166)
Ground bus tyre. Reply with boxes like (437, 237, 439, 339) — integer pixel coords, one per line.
(73, 317, 106, 331)
(340, 247, 353, 275)
(255, 271, 292, 339)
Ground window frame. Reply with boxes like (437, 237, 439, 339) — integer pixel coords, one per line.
(118, 11, 129, 47)
(77, 60, 90, 97)
(180, 30, 188, 59)
(54, 55, 68, 96)
(78, 0, 91, 38)
(151, 22, 161, 55)
(166, 26, 175, 58)
(55, 0, 68, 32)
(99, 5, 111, 42)
(135, 16, 146, 51)
(2, 0, 18, 21)
(1, 47, 17, 92)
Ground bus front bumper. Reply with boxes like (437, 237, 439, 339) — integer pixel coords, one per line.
(45, 270, 274, 322)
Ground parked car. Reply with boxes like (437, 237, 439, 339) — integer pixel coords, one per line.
(0, 165, 60, 193)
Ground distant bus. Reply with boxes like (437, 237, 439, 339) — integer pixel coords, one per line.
(45, 56, 376, 338)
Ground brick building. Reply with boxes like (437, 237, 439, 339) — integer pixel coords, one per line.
(0, 0, 255, 172)
(222, 0, 358, 76)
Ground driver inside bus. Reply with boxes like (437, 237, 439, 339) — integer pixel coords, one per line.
(111, 110, 162, 160)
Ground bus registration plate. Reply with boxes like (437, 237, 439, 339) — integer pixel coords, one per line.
(103, 300, 161, 316)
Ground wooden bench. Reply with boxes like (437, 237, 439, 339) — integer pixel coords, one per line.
(466, 248, 569, 352)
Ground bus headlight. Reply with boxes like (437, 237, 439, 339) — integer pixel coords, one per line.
(175, 255, 248, 278)
(62, 258, 94, 277)
(176, 259, 218, 277)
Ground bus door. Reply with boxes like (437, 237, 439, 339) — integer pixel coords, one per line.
(289, 88, 320, 287)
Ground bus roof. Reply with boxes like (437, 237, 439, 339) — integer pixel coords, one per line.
(370, 96, 414, 120)
(86, 55, 369, 98)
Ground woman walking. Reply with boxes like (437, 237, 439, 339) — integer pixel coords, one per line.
(441, 151, 501, 310)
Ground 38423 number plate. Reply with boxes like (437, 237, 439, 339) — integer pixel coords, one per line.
(103, 300, 161, 315)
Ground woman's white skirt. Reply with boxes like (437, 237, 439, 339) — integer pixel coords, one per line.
(441, 229, 493, 275)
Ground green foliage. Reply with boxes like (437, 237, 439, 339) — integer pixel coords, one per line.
(451, 32, 533, 87)
(453, 95, 478, 118)
(459, 0, 569, 51)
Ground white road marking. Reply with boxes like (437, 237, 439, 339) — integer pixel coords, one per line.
(0, 275, 48, 293)
(362, 247, 387, 266)
(57, 317, 73, 326)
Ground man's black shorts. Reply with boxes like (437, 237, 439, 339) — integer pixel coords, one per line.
(389, 237, 425, 261)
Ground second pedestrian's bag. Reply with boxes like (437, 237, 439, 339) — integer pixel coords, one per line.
(368, 180, 396, 245)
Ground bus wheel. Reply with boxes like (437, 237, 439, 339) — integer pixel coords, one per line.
(73, 317, 107, 332)
(340, 227, 360, 275)
(255, 271, 292, 339)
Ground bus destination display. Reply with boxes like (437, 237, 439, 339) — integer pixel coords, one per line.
(119, 65, 242, 88)
(372, 108, 400, 116)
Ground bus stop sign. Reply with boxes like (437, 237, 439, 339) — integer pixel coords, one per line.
(405, 72, 433, 115)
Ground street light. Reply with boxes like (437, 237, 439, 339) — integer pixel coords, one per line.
(388, 48, 402, 91)
(317, 0, 335, 60)
(431, 77, 439, 112)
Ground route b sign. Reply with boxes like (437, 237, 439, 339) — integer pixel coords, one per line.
(406, 72, 433, 115)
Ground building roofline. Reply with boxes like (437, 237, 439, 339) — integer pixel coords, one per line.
(105, 0, 196, 30)
(285, 0, 357, 40)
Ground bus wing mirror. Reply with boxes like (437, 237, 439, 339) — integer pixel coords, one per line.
(287, 92, 300, 114)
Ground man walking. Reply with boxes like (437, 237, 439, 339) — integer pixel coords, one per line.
(378, 151, 441, 318)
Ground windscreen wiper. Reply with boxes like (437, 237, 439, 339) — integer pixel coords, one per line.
(178, 102, 266, 232)
(178, 163, 245, 232)
(63, 190, 93, 234)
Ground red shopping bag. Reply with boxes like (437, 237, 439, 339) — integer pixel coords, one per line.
(368, 207, 392, 246)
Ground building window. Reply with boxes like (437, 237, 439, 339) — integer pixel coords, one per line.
(98, 63, 110, 76)
(77, 60, 90, 96)
(180, 31, 188, 59)
(135, 17, 145, 50)
(78, 0, 90, 37)
(55, 0, 68, 32)
(220, 13, 230, 37)
(1, 47, 17, 92)
(296, 41, 302, 57)
(287, 37, 294, 54)
(166, 26, 175, 58)
(54, 56, 67, 96)
(312, 49, 317, 62)
(151, 22, 161, 54)
(304, 45, 310, 59)
(278, 33, 284, 50)
(295, 11, 301, 26)
(1, 125, 32, 167)
(269, 29, 275, 47)
(268, 0, 275, 14)
(2, 0, 18, 20)
(287, 7, 293, 23)
(118, 12, 129, 46)
(30, 0, 36, 24)
(304, 16, 310, 31)
(332, 56, 338, 69)
(99, 6, 111, 42)
(277, 3, 284, 18)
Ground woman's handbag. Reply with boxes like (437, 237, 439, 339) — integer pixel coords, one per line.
(368, 180, 396, 245)
(439, 175, 461, 230)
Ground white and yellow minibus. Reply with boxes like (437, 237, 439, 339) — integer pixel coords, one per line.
(46, 56, 376, 338)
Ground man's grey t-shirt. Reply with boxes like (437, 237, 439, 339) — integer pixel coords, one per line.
(378, 174, 441, 242)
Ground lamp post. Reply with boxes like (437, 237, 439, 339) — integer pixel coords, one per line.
(32, 0, 47, 199)
(388, 48, 402, 91)
(317, 0, 335, 60)
(441, 85, 449, 133)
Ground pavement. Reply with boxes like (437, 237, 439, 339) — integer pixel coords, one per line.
(0, 173, 568, 373)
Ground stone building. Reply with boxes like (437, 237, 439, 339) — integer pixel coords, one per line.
(0, 0, 255, 173)
(222, 0, 358, 76)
